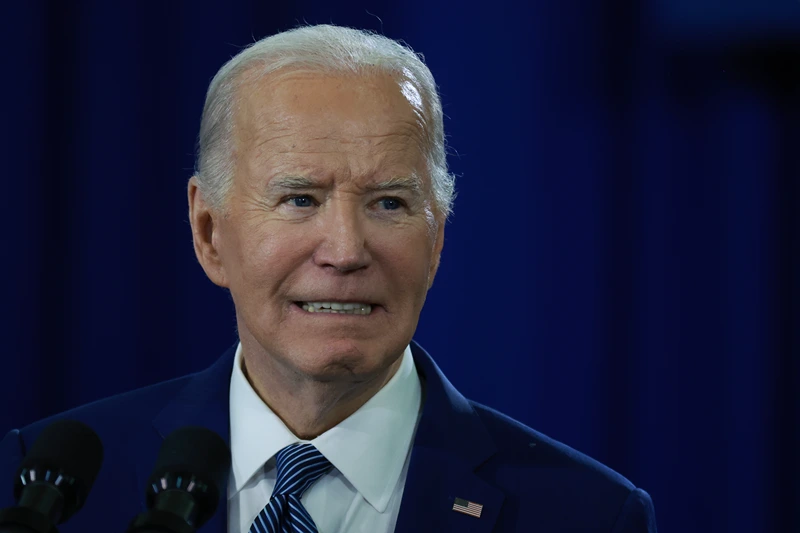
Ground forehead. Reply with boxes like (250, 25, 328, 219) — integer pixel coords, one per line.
(232, 70, 428, 175)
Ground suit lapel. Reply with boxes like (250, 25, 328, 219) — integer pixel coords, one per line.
(143, 343, 237, 533)
(394, 447, 504, 533)
(394, 343, 504, 533)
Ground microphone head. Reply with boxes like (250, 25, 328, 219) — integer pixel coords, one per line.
(15, 419, 104, 523)
(146, 427, 230, 528)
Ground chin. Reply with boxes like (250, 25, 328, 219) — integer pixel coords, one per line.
(284, 337, 404, 381)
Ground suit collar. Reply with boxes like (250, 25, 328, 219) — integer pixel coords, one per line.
(151, 341, 500, 456)
(407, 341, 497, 469)
(149, 341, 505, 533)
(152, 343, 237, 445)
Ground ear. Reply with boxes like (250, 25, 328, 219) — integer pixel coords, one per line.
(427, 218, 446, 289)
(188, 176, 230, 288)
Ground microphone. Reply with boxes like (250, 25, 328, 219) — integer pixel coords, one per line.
(127, 427, 230, 533)
(0, 420, 104, 533)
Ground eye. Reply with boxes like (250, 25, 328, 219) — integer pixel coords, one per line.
(378, 197, 404, 210)
(286, 195, 316, 208)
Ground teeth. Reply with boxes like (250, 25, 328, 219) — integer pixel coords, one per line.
(301, 302, 373, 315)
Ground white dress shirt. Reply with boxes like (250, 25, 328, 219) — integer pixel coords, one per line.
(228, 343, 422, 533)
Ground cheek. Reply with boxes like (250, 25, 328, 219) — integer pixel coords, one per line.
(376, 232, 435, 297)
(227, 222, 312, 292)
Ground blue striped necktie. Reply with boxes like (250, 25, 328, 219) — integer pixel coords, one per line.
(249, 443, 333, 533)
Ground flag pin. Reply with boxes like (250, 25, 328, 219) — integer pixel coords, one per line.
(452, 497, 483, 518)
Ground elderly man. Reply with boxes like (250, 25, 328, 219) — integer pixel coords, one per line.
(0, 25, 656, 533)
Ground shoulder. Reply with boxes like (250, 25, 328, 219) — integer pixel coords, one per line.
(15, 372, 198, 445)
(2, 368, 200, 468)
(472, 400, 633, 487)
(0, 347, 237, 530)
(0, 373, 200, 514)
(469, 401, 655, 531)
(12, 340, 238, 446)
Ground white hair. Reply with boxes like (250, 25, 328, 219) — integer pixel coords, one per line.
(194, 24, 455, 217)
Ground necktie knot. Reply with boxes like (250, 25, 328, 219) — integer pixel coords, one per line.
(273, 443, 332, 497)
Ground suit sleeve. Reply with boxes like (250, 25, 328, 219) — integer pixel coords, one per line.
(0, 429, 25, 508)
(610, 487, 657, 533)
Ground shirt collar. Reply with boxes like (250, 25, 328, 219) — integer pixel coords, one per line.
(228, 343, 422, 513)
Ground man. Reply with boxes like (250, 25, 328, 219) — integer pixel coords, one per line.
(0, 25, 656, 532)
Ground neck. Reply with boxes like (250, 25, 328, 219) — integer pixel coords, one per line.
(239, 342, 404, 440)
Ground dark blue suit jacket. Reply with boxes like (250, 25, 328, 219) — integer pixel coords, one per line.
(0, 342, 656, 532)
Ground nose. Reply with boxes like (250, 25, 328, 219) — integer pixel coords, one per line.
(312, 200, 372, 273)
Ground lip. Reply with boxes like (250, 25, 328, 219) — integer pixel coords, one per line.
(289, 301, 383, 317)
(292, 298, 380, 304)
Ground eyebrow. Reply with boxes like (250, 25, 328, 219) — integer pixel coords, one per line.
(364, 175, 424, 195)
(267, 175, 318, 191)
(267, 174, 424, 195)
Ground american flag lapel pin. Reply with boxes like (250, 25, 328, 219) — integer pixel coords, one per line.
(452, 497, 483, 518)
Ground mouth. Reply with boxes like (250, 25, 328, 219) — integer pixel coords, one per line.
(294, 301, 375, 315)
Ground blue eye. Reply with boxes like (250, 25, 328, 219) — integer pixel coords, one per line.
(379, 198, 403, 210)
(289, 195, 315, 207)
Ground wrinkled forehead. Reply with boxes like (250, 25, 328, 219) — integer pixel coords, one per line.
(233, 68, 428, 147)
(228, 69, 433, 191)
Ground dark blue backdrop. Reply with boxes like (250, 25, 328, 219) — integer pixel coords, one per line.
(1, 1, 798, 532)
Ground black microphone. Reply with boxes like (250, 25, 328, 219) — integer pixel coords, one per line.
(0, 420, 104, 533)
(127, 427, 230, 533)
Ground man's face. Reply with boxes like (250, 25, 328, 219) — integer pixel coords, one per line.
(197, 71, 444, 382)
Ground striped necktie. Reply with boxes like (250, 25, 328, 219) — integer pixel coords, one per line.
(249, 443, 333, 533)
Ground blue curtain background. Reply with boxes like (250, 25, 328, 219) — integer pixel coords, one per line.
(1, 1, 798, 531)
